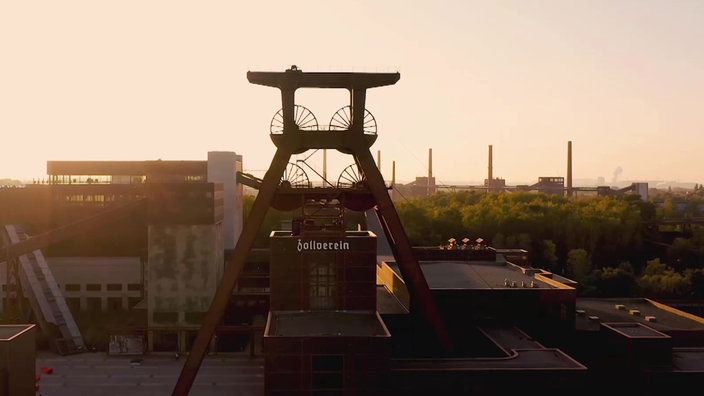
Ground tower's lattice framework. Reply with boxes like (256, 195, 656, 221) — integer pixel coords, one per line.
(173, 66, 450, 395)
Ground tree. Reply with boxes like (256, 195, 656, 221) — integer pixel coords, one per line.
(595, 266, 636, 297)
(567, 248, 591, 280)
(540, 239, 559, 272)
(638, 258, 691, 298)
(686, 269, 704, 298)
(643, 258, 668, 276)
(492, 232, 505, 249)
(667, 237, 697, 271)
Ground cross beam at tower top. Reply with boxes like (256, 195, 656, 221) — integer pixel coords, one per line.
(247, 65, 400, 89)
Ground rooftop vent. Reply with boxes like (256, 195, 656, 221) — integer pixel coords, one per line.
(615, 304, 626, 311)
(645, 316, 657, 322)
(588, 315, 600, 322)
(629, 309, 641, 316)
(576, 309, 586, 316)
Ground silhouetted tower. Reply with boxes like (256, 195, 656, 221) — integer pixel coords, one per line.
(428, 148, 433, 196)
(392, 160, 396, 186)
(567, 141, 573, 197)
(488, 144, 493, 184)
(173, 66, 451, 395)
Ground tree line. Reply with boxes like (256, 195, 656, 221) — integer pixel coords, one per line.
(394, 190, 704, 298)
(244, 190, 704, 298)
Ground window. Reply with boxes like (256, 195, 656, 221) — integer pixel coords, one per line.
(65, 284, 81, 292)
(185, 312, 205, 324)
(152, 331, 179, 352)
(312, 355, 344, 371)
(66, 297, 81, 313)
(107, 297, 123, 311)
(127, 283, 141, 291)
(311, 355, 344, 390)
(107, 283, 122, 291)
(128, 297, 142, 309)
(86, 284, 101, 292)
(309, 254, 337, 310)
(86, 297, 102, 311)
(153, 311, 179, 323)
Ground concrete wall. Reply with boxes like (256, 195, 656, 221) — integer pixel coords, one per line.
(147, 223, 223, 328)
(207, 151, 243, 250)
(0, 257, 142, 313)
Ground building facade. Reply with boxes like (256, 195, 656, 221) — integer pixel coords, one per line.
(0, 152, 243, 353)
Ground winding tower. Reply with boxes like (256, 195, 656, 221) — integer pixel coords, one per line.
(173, 66, 450, 395)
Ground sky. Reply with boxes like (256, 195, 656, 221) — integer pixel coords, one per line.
(1, 0, 703, 186)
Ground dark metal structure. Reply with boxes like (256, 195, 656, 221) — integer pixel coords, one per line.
(172, 66, 451, 395)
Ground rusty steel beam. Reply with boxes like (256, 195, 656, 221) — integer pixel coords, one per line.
(247, 68, 400, 90)
(354, 149, 452, 351)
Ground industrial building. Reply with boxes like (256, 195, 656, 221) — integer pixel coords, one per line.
(1, 67, 703, 395)
(0, 152, 244, 356)
(396, 142, 650, 200)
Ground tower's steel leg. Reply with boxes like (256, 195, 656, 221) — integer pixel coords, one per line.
(172, 148, 293, 396)
(354, 149, 452, 351)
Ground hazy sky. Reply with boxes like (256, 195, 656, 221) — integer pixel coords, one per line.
(2, 0, 703, 185)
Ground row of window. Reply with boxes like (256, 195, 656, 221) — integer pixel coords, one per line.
(63, 283, 141, 292)
(65, 296, 142, 312)
(152, 311, 206, 324)
(59, 193, 145, 202)
(0, 296, 141, 312)
(49, 175, 146, 184)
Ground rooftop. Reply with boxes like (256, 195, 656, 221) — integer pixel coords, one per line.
(576, 298, 704, 332)
(265, 311, 390, 337)
(385, 260, 564, 290)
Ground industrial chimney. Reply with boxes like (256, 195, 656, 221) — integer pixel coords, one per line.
(392, 160, 396, 186)
(488, 145, 493, 184)
(567, 141, 573, 197)
(428, 148, 433, 196)
(323, 149, 327, 182)
(391, 160, 396, 201)
(428, 148, 433, 179)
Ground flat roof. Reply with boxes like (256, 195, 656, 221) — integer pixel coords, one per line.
(386, 260, 558, 290)
(603, 322, 671, 338)
(394, 325, 586, 371)
(0, 324, 35, 340)
(576, 298, 704, 332)
(46, 160, 207, 176)
(266, 311, 390, 337)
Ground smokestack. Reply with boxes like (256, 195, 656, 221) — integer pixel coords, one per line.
(428, 148, 433, 196)
(323, 149, 327, 182)
(488, 145, 493, 183)
(428, 148, 433, 178)
(567, 141, 573, 197)
(392, 160, 396, 186)
(391, 160, 396, 201)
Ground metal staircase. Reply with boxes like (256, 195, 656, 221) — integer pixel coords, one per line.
(4, 224, 87, 355)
